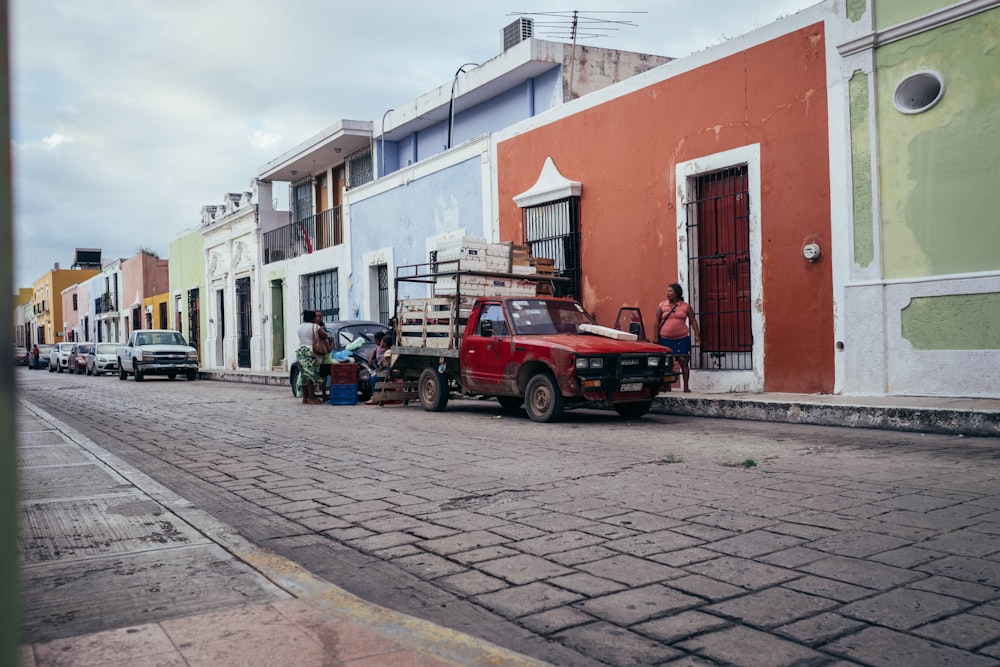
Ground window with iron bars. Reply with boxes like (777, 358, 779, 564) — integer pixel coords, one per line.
(346, 145, 373, 189)
(377, 265, 390, 325)
(187, 288, 200, 354)
(685, 165, 752, 371)
(523, 197, 580, 299)
(300, 269, 340, 322)
(292, 178, 313, 223)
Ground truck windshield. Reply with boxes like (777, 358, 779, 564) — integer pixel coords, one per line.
(508, 300, 595, 335)
(143, 332, 186, 346)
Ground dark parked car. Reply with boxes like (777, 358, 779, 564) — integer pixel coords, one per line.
(68, 342, 95, 374)
(30, 344, 53, 369)
(289, 320, 389, 401)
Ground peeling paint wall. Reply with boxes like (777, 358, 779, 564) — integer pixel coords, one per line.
(875, 0, 955, 31)
(849, 71, 875, 268)
(901, 293, 1000, 349)
(876, 8, 1000, 279)
(841, 2, 1000, 398)
(496, 23, 834, 394)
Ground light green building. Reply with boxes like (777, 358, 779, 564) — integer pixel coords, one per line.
(167, 228, 207, 359)
(836, 0, 1000, 397)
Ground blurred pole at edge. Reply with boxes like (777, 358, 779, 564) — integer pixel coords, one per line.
(0, 0, 21, 664)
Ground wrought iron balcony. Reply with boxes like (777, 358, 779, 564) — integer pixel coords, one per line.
(262, 206, 342, 264)
(95, 292, 119, 315)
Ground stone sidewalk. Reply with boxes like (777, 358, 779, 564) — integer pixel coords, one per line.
(17, 400, 547, 667)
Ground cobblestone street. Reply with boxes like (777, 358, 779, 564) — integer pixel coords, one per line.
(18, 369, 1000, 666)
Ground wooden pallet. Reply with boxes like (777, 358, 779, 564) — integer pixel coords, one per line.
(397, 298, 468, 348)
(371, 379, 419, 406)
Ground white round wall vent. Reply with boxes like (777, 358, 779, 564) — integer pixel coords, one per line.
(893, 71, 945, 114)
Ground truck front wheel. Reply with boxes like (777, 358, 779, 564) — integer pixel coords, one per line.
(133, 363, 144, 382)
(614, 400, 652, 419)
(525, 374, 564, 423)
(418, 368, 449, 412)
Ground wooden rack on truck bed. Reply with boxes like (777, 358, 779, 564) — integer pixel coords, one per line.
(392, 259, 568, 357)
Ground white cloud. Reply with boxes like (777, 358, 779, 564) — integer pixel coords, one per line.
(10, 0, 822, 287)
(249, 130, 283, 152)
(42, 133, 73, 149)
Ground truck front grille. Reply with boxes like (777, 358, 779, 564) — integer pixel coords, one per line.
(151, 352, 187, 362)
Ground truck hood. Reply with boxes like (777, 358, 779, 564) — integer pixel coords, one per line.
(518, 334, 666, 355)
(141, 344, 196, 353)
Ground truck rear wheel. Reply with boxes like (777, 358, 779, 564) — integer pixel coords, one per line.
(418, 368, 449, 412)
(525, 374, 564, 423)
(614, 400, 652, 419)
(119, 365, 126, 381)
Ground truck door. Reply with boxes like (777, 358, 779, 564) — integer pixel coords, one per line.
(461, 302, 514, 392)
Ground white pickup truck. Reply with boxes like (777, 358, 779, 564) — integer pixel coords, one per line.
(117, 329, 199, 382)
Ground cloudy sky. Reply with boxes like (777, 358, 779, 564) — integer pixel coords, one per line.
(10, 0, 820, 288)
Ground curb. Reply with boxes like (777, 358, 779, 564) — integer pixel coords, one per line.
(653, 395, 1000, 438)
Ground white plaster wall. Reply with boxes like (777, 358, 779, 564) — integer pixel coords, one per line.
(887, 275, 999, 398)
(361, 246, 395, 322)
(202, 208, 261, 370)
(841, 283, 888, 394)
(278, 242, 351, 364)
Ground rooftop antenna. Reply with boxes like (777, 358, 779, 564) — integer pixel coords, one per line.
(508, 10, 645, 99)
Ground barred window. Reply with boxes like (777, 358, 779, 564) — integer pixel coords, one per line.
(292, 179, 313, 223)
(524, 197, 580, 299)
(300, 269, 340, 322)
(346, 145, 373, 189)
(187, 288, 200, 353)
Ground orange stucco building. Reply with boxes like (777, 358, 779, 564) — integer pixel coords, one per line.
(496, 20, 834, 394)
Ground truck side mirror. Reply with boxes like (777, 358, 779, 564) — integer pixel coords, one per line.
(480, 319, 493, 337)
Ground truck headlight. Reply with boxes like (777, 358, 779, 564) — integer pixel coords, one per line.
(648, 357, 661, 367)
(187, 352, 199, 362)
(575, 357, 604, 369)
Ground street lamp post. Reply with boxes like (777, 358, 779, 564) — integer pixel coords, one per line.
(380, 108, 394, 178)
(447, 62, 479, 150)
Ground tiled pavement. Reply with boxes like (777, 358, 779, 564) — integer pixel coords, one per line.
(16, 369, 1000, 666)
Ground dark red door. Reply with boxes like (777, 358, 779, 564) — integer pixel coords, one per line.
(692, 167, 751, 367)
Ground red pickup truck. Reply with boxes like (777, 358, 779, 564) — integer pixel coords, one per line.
(391, 281, 676, 422)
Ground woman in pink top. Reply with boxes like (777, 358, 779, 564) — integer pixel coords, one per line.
(655, 283, 701, 392)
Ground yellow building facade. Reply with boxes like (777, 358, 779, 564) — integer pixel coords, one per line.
(143, 292, 171, 329)
(31, 268, 99, 344)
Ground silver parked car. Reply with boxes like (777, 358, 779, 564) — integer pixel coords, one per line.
(86, 342, 119, 376)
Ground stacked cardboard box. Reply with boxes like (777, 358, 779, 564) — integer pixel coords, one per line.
(430, 237, 555, 297)
(436, 236, 487, 271)
(434, 275, 537, 297)
(485, 241, 513, 272)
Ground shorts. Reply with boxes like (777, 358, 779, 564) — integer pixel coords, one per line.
(659, 335, 691, 357)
